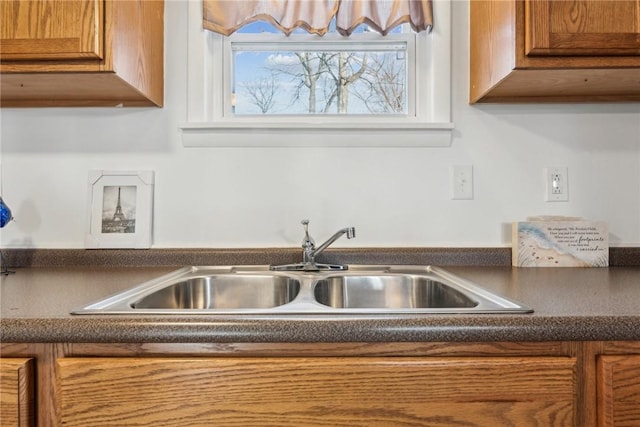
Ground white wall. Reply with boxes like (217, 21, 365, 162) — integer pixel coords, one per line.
(1, 0, 639, 249)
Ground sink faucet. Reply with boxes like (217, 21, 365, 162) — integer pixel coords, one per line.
(270, 220, 356, 271)
(301, 220, 356, 264)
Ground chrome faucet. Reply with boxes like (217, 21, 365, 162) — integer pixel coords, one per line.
(270, 220, 356, 271)
(301, 220, 355, 264)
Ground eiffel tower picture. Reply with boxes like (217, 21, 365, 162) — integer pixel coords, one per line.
(102, 186, 136, 234)
(112, 187, 127, 222)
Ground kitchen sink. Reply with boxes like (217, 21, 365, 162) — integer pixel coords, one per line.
(72, 265, 532, 315)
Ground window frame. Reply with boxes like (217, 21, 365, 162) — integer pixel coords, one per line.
(181, 0, 453, 147)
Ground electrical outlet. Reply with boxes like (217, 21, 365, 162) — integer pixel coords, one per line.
(450, 165, 473, 200)
(545, 167, 568, 202)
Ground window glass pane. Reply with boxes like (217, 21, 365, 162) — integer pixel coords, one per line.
(232, 45, 407, 115)
(232, 19, 408, 116)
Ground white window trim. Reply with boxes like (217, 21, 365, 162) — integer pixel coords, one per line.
(181, 0, 453, 148)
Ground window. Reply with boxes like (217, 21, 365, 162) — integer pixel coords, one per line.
(182, 1, 453, 147)
(231, 23, 411, 116)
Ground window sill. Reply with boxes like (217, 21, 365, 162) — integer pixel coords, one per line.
(180, 122, 454, 147)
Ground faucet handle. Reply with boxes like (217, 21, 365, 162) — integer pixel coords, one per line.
(301, 219, 315, 248)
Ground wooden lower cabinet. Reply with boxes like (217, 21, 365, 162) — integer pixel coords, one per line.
(597, 355, 640, 427)
(56, 356, 576, 427)
(2, 341, 640, 427)
(0, 358, 34, 427)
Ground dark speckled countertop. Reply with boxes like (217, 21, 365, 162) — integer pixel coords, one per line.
(2, 259, 640, 343)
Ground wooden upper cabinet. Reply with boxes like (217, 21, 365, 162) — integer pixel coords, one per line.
(0, 0, 163, 107)
(0, 0, 103, 61)
(470, 0, 640, 103)
(525, 0, 640, 56)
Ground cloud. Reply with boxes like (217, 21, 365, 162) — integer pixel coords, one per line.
(266, 53, 299, 66)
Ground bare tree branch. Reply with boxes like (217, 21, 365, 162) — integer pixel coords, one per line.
(241, 72, 280, 113)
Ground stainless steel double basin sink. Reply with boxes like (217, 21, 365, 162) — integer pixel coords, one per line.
(72, 265, 532, 315)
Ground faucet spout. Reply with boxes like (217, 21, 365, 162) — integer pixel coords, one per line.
(305, 227, 356, 263)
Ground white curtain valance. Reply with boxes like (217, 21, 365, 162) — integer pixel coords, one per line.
(203, 0, 433, 36)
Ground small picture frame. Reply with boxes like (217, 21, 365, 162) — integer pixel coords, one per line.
(85, 170, 154, 249)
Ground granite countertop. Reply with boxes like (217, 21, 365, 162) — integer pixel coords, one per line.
(2, 264, 639, 343)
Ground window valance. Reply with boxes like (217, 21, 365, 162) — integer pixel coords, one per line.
(202, 0, 433, 36)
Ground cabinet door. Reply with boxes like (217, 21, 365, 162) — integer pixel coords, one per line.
(597, 355, 640, 427)
(0, 358, 34, 427)
(57, 356, 577, 427)
(525, 0, 640, 56)
(0, 0, 103, 60)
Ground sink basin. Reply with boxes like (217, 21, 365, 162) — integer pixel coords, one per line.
(72, 265, 532, 315)
(132, 275, 300, 310)
(314, 275, 477, 309)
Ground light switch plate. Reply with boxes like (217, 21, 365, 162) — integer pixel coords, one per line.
(450, 165, 473, 200)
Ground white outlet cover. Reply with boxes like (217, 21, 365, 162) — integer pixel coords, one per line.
(545, 166, 569, 202)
